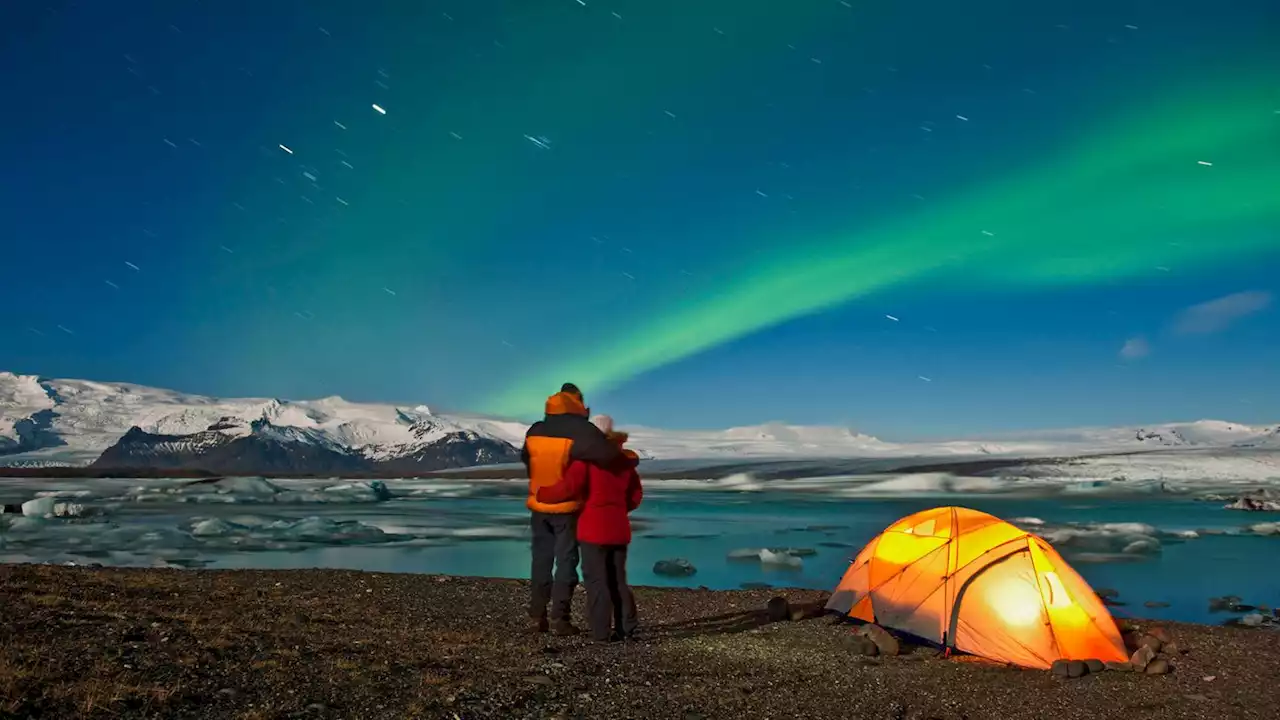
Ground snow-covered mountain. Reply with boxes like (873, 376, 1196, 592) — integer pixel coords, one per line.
(0, 373, 521, 472)
(1, 371, 1277, 472)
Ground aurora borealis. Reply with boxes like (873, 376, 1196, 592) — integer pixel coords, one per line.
(4, 0, 1279, 434)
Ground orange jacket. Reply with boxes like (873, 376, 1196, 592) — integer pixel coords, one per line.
(521, 391, 623, 514)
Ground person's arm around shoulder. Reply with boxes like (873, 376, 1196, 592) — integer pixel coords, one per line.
(568, 420, 623, 464)
(537, 459, 588, 505)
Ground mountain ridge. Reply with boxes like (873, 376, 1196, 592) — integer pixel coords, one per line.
(2, 371, 1277, 472)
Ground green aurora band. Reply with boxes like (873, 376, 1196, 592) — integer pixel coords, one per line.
(484, 72, 1280, 417)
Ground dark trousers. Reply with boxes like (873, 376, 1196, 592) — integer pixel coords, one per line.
(529, 512, 579, 621)
(580, 542, 638, 641)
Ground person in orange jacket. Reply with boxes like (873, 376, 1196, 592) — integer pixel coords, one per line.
(521, 383, 623, 635)
(537, 414, 642, 642)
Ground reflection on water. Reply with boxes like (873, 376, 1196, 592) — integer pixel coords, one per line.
(1, 475, 1277, 624)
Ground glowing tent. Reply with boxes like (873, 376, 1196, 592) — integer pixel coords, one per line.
(826, 506, 1129, 669)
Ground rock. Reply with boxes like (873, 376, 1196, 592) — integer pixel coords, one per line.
(1146, 626, 1172, 643)
(1131, 645, 1156, 671)
(1084, 659, 1105, 674)
(652, 559, 697, 577)
(1095, 588, 1120, 600)
(1122, 630, 1143, 650)
(789, 608, 807, 622)
(1143, 601, 1171, 609)
(1202, 675, 1216, 682)
(858, 623, 900, 656)
(1241, 613, 1266, 627)
(524, 674, 554, 686)
(1105, 661, 1133, 672)
(845, 635, 879, 656)
(1067, 660, 1087, 678)
(1144, 658, 1171, 675)
(216, 688, 238, 699)
(769, 546, 817, 557)
(1139, 634, 1164, 653)
(1163, 642, 1184, 655)
(766, 597, 791, 623)
(1208, 595, 1247, 612)
(1051, 659, 1071, 678)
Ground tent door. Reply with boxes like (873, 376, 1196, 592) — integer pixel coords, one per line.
(944, 547, 1026, 649)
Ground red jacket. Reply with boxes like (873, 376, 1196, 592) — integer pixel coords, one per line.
(537, 442, 642, 546)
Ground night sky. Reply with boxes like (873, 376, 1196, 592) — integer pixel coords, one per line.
(3, 0, 1278, 437)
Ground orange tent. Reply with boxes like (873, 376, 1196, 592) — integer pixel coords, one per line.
(826, 506, 1129, 669)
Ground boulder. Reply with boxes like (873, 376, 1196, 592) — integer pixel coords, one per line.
(845, 634, 879, 656)
(1084, 659, 1105, 674)
(1067, 660, 1087, 678)
(1241, 613, 1266, 627)
(1139, 634, 1164, 653)
(653, 559, 697, 577)
(1146, 626, 1172, 643)
(1105, 660, 1133, 672)
(1051, 660, 1071, 678)
(1163, 642, 1184, 655)
(857, 623, 900, 656)
(1144, 659, 1171, 675)
(1122, 630, 1144, 651)
(1130, 645, 1156, 671)
(766, 597, 791, 623)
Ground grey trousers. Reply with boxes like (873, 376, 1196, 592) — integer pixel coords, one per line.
(580, 542, 638, 640)
(529, 512, 579, 621)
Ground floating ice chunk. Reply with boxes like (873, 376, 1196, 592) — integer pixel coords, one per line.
(21, 496, 89, 518)
(265, 516, 388, 543)
(190, 518, 239, 537)
(321, 480, 391, 501)
(372, 103, 386, 115)
(449, 526, 527, 540)
(1039, 521, 1163, 560)
(758, 549, 804, 569)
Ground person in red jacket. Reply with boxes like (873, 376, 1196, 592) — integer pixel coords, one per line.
(536, 414, 643, 642)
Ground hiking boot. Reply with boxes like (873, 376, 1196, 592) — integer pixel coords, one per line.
(526, 615, 549, 634)
(549, 619, 580, 637)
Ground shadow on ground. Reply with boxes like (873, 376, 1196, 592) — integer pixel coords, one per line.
(648, 601, 829, 638)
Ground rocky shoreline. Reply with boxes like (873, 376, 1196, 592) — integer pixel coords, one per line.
(3, 564, 1278, 719)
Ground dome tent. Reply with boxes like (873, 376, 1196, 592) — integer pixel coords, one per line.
(826, 506, 1129, 669)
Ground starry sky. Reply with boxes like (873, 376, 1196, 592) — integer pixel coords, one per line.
(3, 0, 1278, 437)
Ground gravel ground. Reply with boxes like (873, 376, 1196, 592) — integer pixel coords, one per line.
(1, 564, 1276, 719)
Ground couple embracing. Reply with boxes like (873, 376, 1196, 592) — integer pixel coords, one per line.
(520, 383, 643, 643)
